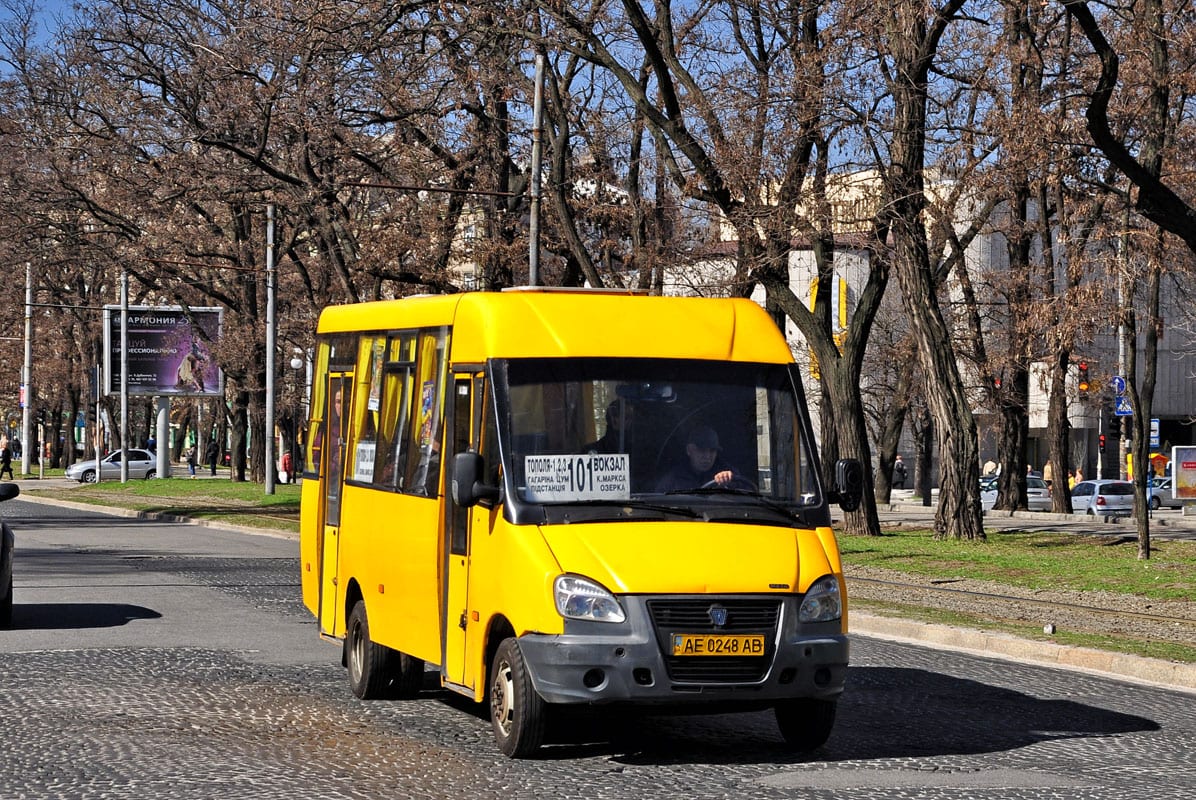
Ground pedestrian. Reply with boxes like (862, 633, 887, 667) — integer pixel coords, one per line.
(1042, 459, 1053, 487)
(892, 454, 908, 489)
(280, 450, 293, 484)
(0, 439, 13, 480)
(205, 439, 219, 476)
(186, 445, 197, 478)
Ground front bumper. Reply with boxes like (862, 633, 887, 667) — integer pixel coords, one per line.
(516, 594, 848, 706)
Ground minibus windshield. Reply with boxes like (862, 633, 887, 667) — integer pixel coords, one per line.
(499, 358, 821, 514)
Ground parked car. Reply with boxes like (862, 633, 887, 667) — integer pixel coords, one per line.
(64, 449, 162, 483)
(1071, 479, 1135, 517)
(1149, 477, 1185, 510)
(1, 482, 19, 628)
(982, 476, 1052, 512)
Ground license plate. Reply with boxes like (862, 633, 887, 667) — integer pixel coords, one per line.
(671, 633, 765, 656)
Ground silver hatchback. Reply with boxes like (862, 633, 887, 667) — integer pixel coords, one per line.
(1071, 479, 1135, 517)
(64, 449, 162, 483)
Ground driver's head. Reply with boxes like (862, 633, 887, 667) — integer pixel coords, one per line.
(685, 426, 720, 472)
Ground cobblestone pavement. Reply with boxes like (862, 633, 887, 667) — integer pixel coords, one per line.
(2, 500, 1195, 799)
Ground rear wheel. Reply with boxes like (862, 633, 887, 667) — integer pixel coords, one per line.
(345, 600, 394, 699)
(145, 470, 155, 480)
(775, 698, 836, 751)
(490, 637, 547, 757)
(390, 651, 425, 699)
(1150, 496, 1161, 511)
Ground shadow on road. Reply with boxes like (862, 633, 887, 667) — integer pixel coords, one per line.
(8, 602, 161, 630)
(515, 665, 1161, 764)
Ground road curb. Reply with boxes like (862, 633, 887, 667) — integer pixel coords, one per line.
(14, 492, 298, 540)
(852, 611, 1196, 695)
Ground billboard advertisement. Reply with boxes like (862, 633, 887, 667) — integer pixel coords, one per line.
(104, 306, 224, 397)
(1171, 446, 1196, 500)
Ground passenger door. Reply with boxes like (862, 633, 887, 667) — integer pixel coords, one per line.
(441, 372, 486, 695)
(318, 373, 353, 636)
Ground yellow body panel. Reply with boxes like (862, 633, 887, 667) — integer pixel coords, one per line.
(538, 521, 833, 595)
(334, 486, 444, 664)
(315, 291, 793, 364)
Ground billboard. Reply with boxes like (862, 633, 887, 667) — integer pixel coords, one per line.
(104, 306, 224, 397)
(1171, 446, 1196, 500)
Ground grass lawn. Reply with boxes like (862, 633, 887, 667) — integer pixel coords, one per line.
(839, 527, 1196, 600)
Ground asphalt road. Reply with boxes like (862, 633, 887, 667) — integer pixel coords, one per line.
(2, 498, 1195, 798)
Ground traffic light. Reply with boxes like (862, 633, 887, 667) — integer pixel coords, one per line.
(1105, 407, 1120, 436)
(1077, 360, 1090, 396)
(1099, 433, 1106, 453)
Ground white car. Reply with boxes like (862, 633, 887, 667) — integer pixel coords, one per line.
(64, 449, 162, 483)
(981, 476, 1052, 512)
(1071, 479, 1135, 517)
(1149, 477, 1185, 510)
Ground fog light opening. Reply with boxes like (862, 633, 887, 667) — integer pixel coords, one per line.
(814, 667, 831, 687)
(582, 668, 606, 689)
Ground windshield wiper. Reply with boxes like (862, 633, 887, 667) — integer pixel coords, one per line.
(658, 487, 806, 521)
(564, 498, 702, 518)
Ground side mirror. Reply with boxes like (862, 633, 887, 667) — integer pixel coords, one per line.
(834, 458, 864, 512)
(451, 452, 500, 507)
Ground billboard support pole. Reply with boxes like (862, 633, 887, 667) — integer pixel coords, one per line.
(156, 397, 169, 479)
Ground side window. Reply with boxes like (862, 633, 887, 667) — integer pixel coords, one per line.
(306, 334, 355, 474)
(345, 336, 385, 483)
(373, 333, 416, 490)
(402, 328, 449, 497)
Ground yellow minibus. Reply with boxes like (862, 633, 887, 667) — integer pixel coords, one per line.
(299, 289, 862, 757)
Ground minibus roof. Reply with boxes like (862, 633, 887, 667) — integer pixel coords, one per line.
(316, 290, 793, 364)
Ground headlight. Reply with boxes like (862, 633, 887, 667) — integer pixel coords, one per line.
(798, 575, 842, 623)
(554, 575, 626, 623)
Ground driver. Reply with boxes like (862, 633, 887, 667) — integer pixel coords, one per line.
(655, 425, 739, 491)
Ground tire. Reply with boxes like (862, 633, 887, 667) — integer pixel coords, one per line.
(345, 600, 394, 699)
(775, 698, 837, 751)
(0, 573, 12, 630)
(1150, 496, 1161, 511)
(81, 469, 97, 484)
(489, 637, 547, 758)
(145, 470, 155, 480)
(390, 651, 425, 700)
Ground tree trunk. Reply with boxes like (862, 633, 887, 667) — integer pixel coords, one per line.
(992, 368, 1030, 512)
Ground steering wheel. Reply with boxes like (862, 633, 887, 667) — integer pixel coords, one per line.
(700, 475, 757, 492)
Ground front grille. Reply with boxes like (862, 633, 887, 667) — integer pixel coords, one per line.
(647, 598, 780, 683)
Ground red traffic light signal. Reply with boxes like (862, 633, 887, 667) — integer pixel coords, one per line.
(1099, 433, 1106, 453)
(1077, 360, 1090, 394)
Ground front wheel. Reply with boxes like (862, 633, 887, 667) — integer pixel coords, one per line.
(80, 469, 97, 484)
(490, 637, 547, 757)
(775, 698, 836, 751)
